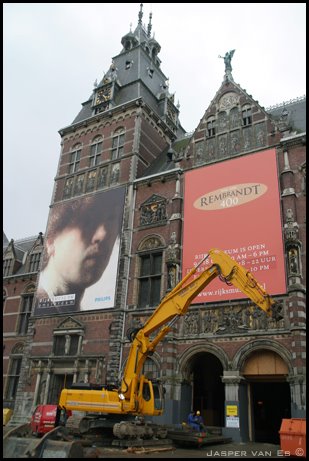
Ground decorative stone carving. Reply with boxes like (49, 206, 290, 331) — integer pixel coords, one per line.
(218, 92, 239, 111)
(229, 130, 241, 155)
(167, 264, 177, 289)
(98, 166, 108, 189)
(140, 195, 167, 226)
(195, 141, 205, 164)
(139, 236, 163, 251)
(284, 208, 299, 241)
(183, 311, 200, 335)
(255, 123, 266, 147)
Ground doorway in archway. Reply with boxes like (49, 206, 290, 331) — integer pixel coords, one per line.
(243, 349, 291, 443)
(191, 352, 224, 426)
(49, 373, 73, 404)
(250, 381, 291, 443)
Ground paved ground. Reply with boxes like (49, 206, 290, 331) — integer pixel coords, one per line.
(4, 425, 293, 459)
(84, 442, 285, 458)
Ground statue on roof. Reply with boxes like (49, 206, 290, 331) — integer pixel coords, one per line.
(219, 49, 235, 73)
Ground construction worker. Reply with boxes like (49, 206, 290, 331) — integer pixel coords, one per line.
(187, 410, 206, 431)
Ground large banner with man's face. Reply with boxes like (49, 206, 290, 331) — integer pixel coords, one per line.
(34, 187, 126, 315)
(182, 149, 287, 303)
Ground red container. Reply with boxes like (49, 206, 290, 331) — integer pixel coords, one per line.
(279, 418, 306, 457)
(31, 404, 58, 436)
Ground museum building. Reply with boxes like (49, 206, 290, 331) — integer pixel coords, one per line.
(3, 5, 306, 443)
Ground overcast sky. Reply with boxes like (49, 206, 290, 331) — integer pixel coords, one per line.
(4, 3, 306, 241)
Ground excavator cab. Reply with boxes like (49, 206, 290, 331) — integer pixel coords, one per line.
(137, 376, 164, 415)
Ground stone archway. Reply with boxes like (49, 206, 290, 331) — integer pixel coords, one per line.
(232, 340, 292, 443)
(177, 344, 229, 427)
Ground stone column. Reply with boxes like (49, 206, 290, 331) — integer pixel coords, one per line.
(33, 360, 43, 408)
(221, 371, 244, 442)
(287, 374, 306, 417)
(43, 361, 52, 404)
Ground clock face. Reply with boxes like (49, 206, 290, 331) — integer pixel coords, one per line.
(95, 87, 111, 105)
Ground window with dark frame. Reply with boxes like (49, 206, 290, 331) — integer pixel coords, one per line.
(69, 146, 81, 174)
(138, 252, 162, 308)
(53, 334, 80, 356)
(90, 138, 103, 167)
(242, 106, 252, 126)
(207, 118, 216, 137)
(29, 252, 41, 273)
(18, 294, 33, 335)
(111, 130, 125, 160)
(3, 258, 13, 277)
(6, 357, 22, 400)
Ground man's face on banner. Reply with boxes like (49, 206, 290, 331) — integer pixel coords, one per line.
(47, 223, 114, 289)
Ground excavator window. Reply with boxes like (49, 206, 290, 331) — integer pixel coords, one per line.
(153, 382, 164, 410)
(142, 382, 151, 401)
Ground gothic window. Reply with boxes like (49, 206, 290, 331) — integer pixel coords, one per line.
(18, 288, 34, 335)
(90, 137, 103, 167)
(138, 252, 162, 308)
(242, 105, 252, 126)
(29, 252, 41, 272)
(5, 344, 24, 400)
(3, 258, 13, 277)
(206, 117, 216, 137)
(111, 128, 125, 160)
(69, 144, 81, 173)
(63, 177, 74, 199)
(86, 170, 97, 193)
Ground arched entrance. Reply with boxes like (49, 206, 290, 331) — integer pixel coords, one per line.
(243, 349, 291, 443)
(190, 352, 225, 427)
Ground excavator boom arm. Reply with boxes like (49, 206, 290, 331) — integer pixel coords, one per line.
(121, 249, 283, 396)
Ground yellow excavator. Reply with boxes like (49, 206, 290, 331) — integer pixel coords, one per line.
(57, 248, 283, 439)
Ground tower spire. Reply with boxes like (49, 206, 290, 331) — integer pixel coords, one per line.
(138, 3, 143, 25)
(147, 12, 152, 37)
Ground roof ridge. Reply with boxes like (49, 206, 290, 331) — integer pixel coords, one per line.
(266, 95, 306, 111)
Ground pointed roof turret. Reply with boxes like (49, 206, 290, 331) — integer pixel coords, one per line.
(147, 12, 152, 37)
(138, 3, 143, 25)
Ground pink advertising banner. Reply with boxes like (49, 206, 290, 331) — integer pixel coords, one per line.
(182, 149, 287, 303)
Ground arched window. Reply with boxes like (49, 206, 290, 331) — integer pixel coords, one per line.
(90, 136, 103, 167)
(3, 258, 13, 277)
(18, 285, 35, 335)
(137, 237, 164, 308)
(242, 105, 252, 126)
(111, 128, 125, 160)
(206, 117, 216, 137)
(6, 343, 24, 400)
(69, 144, 82, 173)
(29, 252, 41, 273)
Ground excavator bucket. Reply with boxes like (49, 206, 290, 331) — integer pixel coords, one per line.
(3, 424, 84, 458)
